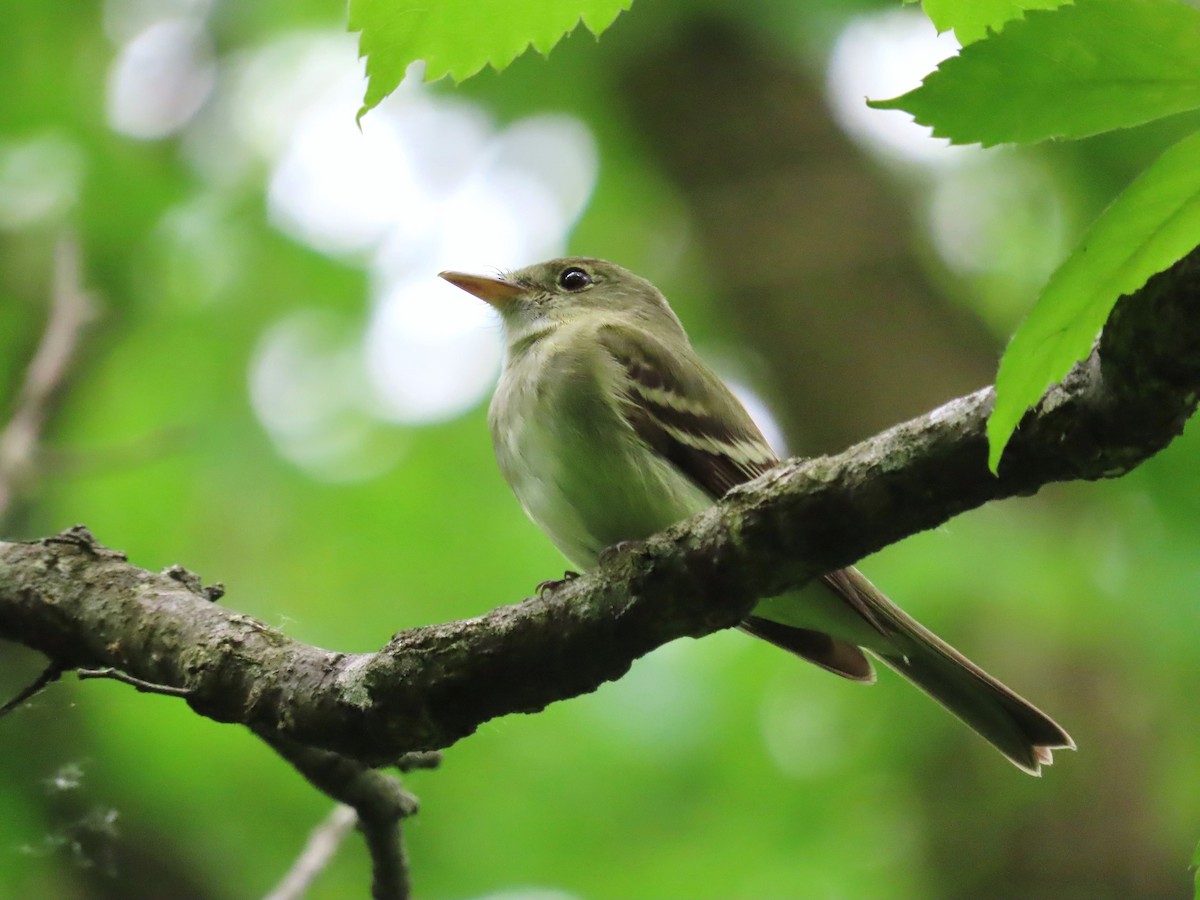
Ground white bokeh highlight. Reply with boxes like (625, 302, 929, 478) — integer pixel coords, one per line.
(183, 33, 600, 476)
(364, 279, 504, 424)
(249, 310, 400, 481)
(826, 8, 969, 168)
(107, 14, 216, 139)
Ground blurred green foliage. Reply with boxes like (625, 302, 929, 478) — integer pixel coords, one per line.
(1, 2, 1198, 899)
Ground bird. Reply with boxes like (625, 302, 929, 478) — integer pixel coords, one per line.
(440, 256, 1074, 774)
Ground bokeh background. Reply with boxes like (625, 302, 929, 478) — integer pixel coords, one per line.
(3, 1, 1200, 898)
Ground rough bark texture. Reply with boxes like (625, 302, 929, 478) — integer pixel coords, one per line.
(1, 249, 1198, 767)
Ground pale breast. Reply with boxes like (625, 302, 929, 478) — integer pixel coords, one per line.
(489, 330, 711, 569)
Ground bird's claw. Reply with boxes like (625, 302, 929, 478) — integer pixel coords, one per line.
(537, 570, 580, 595)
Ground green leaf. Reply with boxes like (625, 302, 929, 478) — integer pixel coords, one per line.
(987, 129, 1200, 471)
(351, 0, 634, 119)
(872, 0, 1200, 146)
(921, 0, 1071, 45)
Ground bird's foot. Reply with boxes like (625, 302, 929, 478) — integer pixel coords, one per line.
(537, 571, 580, 596)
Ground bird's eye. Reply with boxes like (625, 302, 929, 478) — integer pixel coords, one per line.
(557, 267, 591, 292)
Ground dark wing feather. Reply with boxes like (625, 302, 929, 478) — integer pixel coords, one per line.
(596, 325, 879, 681)
(739, 617, 876, 682)
(596, 325, 778, 499)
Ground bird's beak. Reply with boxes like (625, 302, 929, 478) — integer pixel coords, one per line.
(439, 271, 525, 308)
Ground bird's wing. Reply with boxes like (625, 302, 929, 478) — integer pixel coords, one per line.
(597, 323, 885, 680)
(596, 324, 779, 499)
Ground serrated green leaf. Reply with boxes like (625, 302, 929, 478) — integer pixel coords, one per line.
(987, 129, 1200, 471)
(921, 0, 1071, 44)
(350, 0, 634, 119)
(872, 0, 1200, 146)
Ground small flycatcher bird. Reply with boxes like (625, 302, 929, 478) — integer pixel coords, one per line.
(441, 257, 1073, 774)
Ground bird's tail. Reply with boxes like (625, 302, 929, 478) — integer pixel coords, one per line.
(743, 567, 1074, 775)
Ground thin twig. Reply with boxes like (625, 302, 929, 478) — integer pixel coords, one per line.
(257, 728, 417, 900)
(0, 234, 96, 522)
(40, 425, 195, 476)
(76, 667, 191, 698)
(263, 804, 359, 900)
(0, 661, 64, 719)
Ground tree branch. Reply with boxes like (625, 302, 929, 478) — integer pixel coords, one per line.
(0, 661, 64, 718)
(258, 728, 418, 900)
(0, 249, 1198, 767)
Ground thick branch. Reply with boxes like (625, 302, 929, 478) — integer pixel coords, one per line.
(1, 250, 1198, 765)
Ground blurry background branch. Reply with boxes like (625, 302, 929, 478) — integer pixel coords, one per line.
(1, 244, 1197, 766)
(264, 804, 358, 900)
(619, 19, 998, 453)
(256, 728, 423, 900)
(0, 235, 95, 526)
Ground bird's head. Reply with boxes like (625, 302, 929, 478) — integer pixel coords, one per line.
(440, 257, 686, 349)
